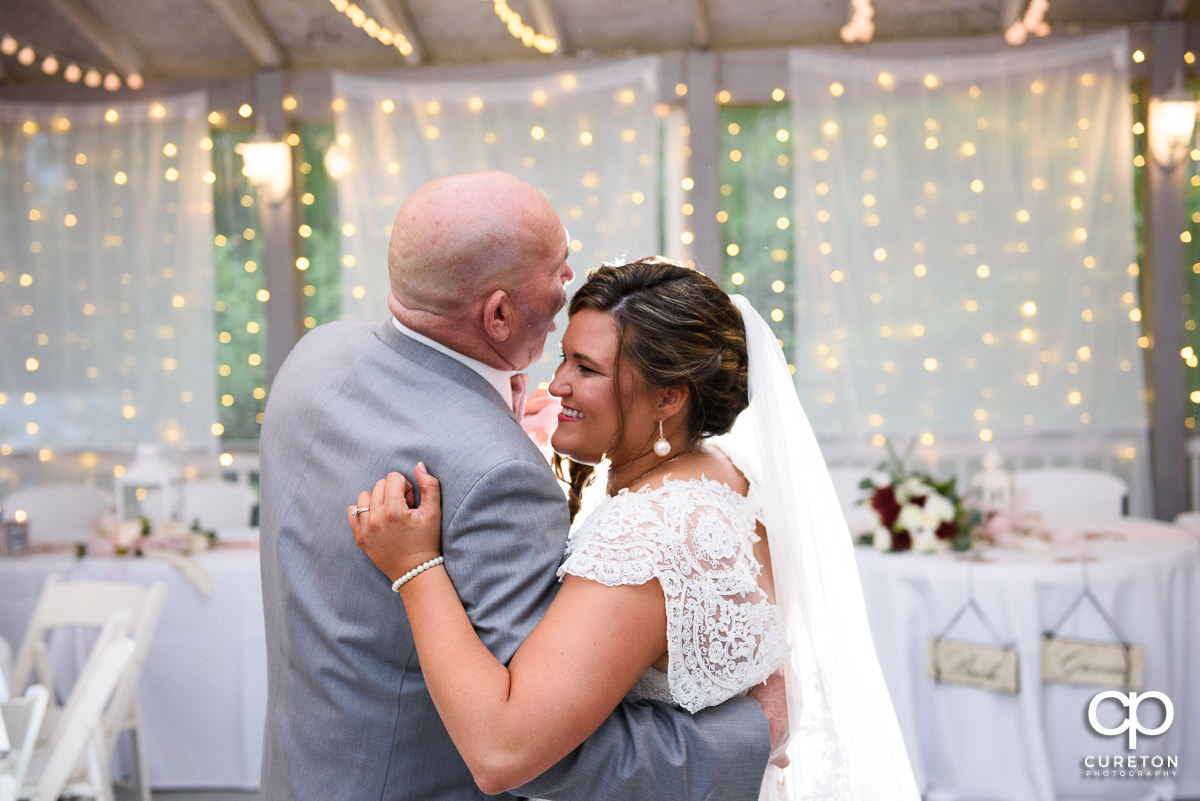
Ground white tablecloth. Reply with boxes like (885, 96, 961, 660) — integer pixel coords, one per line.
(0, 543, 265, 789)
(0, 635, 10, 701)
(857, 521, 1200, 801)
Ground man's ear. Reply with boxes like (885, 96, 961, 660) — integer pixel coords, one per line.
(656, 385, 690, 420)
(482, 289, 513, 343)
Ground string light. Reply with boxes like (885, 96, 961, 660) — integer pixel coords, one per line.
(489, 0, 557, 54)
(840, 0, 874, 43)
(1005, 0, 1050, 46)
(328, 0, 414, 57)
(0, 30, 143, 90)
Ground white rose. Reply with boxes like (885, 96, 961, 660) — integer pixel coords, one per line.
(913, 528, 939, 553)
(898, 477, 930, 501)
(898, 503, 929, 533)
(870, 470, 892, 489)
(923, 493, 956, 523)
(857, 505, 882, 535)
(873, 527, 893, 552)
(114, 520, 142, 549)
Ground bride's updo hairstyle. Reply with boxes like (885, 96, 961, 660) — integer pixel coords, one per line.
(556, 256, 749, 519)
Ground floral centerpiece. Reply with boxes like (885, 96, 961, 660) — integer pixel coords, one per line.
(854, 442, 979, 553)
(80, 510, 216, 558)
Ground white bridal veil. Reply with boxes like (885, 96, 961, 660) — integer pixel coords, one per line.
(726, 296, 921, 801)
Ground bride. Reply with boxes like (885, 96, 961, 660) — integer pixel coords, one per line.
(348, 257, 919, 800)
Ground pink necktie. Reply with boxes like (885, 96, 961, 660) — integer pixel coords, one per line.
(510, 373, 529, 418)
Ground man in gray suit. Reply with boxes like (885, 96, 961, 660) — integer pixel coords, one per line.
(259, 171, 777, 800)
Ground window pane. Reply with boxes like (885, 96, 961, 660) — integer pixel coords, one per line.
(717, 104, 796, 357)
(211, 129, 268, 444)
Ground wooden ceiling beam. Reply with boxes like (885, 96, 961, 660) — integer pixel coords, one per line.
(691, 0, 712, 50)
(50, 0, 145, 77)
(1000, 0, 1026, 29)
(202, 0, 284, 69)
(528, 0, 567, 56)
(1160, 0, 1188, 17)
(363, 0, 424, 65)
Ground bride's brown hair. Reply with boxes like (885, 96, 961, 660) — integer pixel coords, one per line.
(554, 257, 749, 521)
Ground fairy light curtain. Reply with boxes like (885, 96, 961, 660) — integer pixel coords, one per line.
(786, 31, 1150, 511)
(0, 91, 217, 457)
(332, 57, 661, 386)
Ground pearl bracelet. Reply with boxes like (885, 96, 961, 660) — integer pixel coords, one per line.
(391, 556, 445, 592)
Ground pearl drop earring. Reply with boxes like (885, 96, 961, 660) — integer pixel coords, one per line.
(653, 419, 672, 457)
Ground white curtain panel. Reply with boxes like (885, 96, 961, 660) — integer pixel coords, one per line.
(0, 92, 217, 458)
(787, 31, 1151, 512)
(332, 57, 662, 387)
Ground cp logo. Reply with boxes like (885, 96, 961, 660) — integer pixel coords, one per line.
(1087, 690, 1174, 749)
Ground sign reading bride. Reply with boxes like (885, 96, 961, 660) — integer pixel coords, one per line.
(927, 639, 1020, 694)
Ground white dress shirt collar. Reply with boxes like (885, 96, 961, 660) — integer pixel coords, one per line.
(391, 317, 514, 409)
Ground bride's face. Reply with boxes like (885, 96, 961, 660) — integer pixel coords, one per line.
(547, 309, 658, 466)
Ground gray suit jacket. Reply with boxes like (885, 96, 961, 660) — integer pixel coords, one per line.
(259, 319, 770, 801)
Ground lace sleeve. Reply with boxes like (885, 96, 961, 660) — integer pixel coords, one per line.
(558, 479, 785, 714)
(556, 487, 664, 586)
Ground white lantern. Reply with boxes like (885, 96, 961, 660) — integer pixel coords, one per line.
(115, 443, 181, 524)
(970, 448, 1014, 516)
(236, 133, 292, 204)
(1148, 79, 1198, 169)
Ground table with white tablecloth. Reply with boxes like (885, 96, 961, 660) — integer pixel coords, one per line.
(0, 542, 266, 789)
(857, 520, 1200, 801)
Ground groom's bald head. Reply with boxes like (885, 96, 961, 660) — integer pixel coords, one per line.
(388, 171, 563, 316)
(386, 171, 573, 370)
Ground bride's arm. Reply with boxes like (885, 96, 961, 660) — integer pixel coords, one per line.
(349, 468, 668, 794)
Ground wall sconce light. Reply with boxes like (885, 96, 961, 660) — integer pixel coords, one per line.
(236, 133, 292, 203)
(1148, 79, 1197, 169)
(323, 141, 352, 180)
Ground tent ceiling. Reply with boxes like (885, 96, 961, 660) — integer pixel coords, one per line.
(0, 0, 1188, 88)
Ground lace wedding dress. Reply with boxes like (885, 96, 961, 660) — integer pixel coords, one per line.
(556, 468, 789, 800)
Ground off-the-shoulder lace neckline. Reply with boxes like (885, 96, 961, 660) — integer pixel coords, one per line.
(612, 472, 754, 510)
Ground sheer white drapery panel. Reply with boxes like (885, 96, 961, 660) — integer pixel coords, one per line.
(332, 58, 662, 387)
(0, 92, 217, 460)
(787, 31, 1151, 513)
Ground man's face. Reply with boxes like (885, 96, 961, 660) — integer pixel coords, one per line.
(507, 232, 574, 369)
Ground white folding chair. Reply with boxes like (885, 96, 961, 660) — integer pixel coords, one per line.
(1, 685, 50, 799)
(10, 578, 165, 801)
(0, 636, 11, 702)
(1011, 467, 1129, 518)
(1175, 511, 1200, 536)
(178, 480, 258, 530)
(0, 487, 113, 546)
(21, 636, 136, 801)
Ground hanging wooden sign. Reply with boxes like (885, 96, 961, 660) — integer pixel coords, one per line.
(927, 638, 1020, 694)
(1041, 635, 1143, 689)
(3, 520, 28, 554)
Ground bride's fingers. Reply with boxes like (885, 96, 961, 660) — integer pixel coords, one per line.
(384, 471, 410, 512)
(370, 478, 387, 523)
(347, 489, 373, 539)
(413, 462, 441, 520)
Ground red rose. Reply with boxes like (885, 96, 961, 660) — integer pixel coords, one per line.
(935, 520, 958, 540)
(871, 485, 901, 528)
(891, 530, 913, 551)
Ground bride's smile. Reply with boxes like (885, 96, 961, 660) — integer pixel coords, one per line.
(548, 308, 662, 471)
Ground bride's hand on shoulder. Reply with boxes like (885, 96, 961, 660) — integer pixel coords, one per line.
(348, 463, 443, 582)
